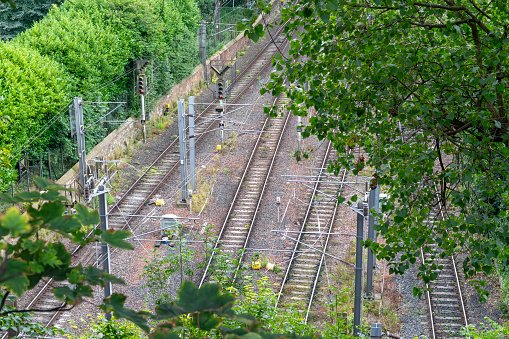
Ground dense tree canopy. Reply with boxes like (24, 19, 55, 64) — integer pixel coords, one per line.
(0, 0, 60, 40)
(241, 0, 509, 297)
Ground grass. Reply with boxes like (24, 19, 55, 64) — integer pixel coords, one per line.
(147, 114, 173, 138)
(315, 237, 400, 334)
(190, 154, 221, 213)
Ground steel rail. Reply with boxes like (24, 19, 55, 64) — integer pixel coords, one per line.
(233, 93, 290, 281)
(425, 184, 468, 338)
(435, 188, 468, 328)
(421, 248, 436, 339)
(7, 23, 290, 337)
(275, 141, 333, 308)
(198, 91, 288, 287)
(91, 29, 290, 273)
(304, 154, 349, 322)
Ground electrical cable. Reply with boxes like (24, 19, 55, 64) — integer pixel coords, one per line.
(84, 103, 125, 131)
(107, 191, 151, 256)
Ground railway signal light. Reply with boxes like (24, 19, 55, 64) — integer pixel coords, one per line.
(137, 74, 147, 94)
(217, 79, 224, 99)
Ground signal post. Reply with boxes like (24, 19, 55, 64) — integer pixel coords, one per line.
(211, 65, 229, 145)
(135, 60, 148, 143)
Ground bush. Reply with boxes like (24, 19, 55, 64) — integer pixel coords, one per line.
(0, 0, 200, 166)
(0, 41, 71, 154)
(65, 314, 145, 339)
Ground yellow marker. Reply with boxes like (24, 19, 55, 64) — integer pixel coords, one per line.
(155, 199, 164, 206)
(217, 144, 222, 151)
(165, 104, 170, 108)
(252, 261, 261, 270)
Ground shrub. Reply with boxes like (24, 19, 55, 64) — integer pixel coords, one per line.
(0, 41, 71, 155)
(0, 0, 200, 166)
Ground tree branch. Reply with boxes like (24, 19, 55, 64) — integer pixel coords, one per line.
(468, 0, 491, 19)
(0, 291, 9, 311)
(412, 2, 466, 11)
(444, 120, 474, 136)
(409, 18, 471, 29)
(0, 304, 73, 316)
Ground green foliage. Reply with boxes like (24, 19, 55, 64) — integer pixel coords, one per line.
(460, 318, 509, 339)
(0, 300, 63, 337)
(0, 0, 200, 177)
(0, 41, 71, 154)
(240, 0, 509, 298)
(0, 148, 16, 192)
(0, 178, 133, 332)
(65, 314, 145, 339)
(0, 0, 61, 40)
(105, 279, 320, 338)
(230, 277, 315, 337)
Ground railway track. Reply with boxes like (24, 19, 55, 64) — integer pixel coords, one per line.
(274, 143, 350, 321)
(398, 126, 468, 338)
(199, 91, 291, 287)
(9, 23, 290, 335)
(422, 201, 468, 338)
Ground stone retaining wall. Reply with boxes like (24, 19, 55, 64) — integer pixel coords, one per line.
(57, 2, 275, 186)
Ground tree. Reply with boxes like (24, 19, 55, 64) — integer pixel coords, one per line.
(0, 177, 134, 333)
(0, 0, 61, 40)
(104, 279, 321, 338)
(239, 0, 509, 298)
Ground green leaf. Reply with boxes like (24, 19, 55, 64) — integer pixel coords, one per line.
(75, 204, 99, 226)
(1, 207, 30, 237)
(54, 284, 93, 304)
(101, 229, 134, 250)
(1, 259, 29, 296)
(83, 266, 125, 286)
(326, 0, 338, 10)
(176, 281, 235, 315)
(101, 293, 151, 333)
(193, 311, 222, 331)
(150, 328, 180, 339)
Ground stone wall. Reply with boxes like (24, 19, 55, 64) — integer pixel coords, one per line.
(57, 1, 275, 186)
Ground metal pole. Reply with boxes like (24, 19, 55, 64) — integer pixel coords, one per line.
(74, 97, 86, 197)
(220, 99, 224, 144)
(47, 150, 52, 180)
(97, 185, 112, 321)
(353, 202, 364, 337)
(297, 116, 302, 152)
(189, 96, 196, 192)
(201, 21, 207, 80)
(26, 156, 29, 192)
(178, 99, 188, 203)
(141, 93, 146, 143)
(366, 185, 380, 297)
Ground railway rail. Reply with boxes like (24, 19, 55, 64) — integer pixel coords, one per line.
(198, 90, 291, 287)
(399, 125, 468, 338)
(274, 143, 351, 321)
(422, 195, 468, 339)
(7, 23, 290, 335)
